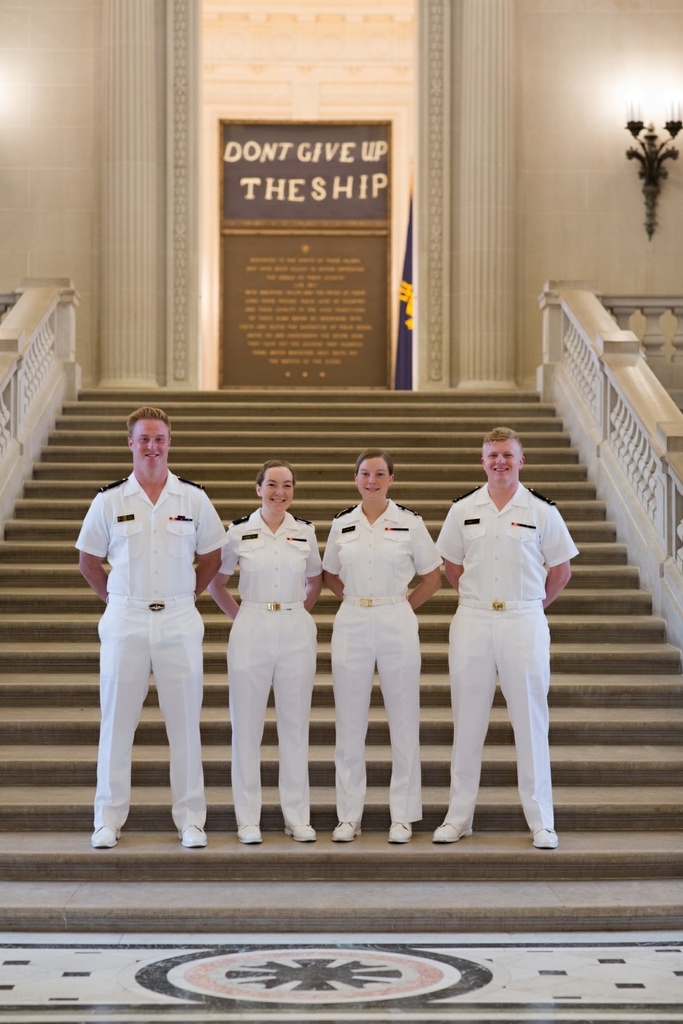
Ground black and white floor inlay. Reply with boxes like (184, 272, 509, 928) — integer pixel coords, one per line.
(0, 931, 682, 1021)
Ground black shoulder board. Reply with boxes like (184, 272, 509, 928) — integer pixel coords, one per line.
(294, 515, 312, 526)
(177, 477, 205, 490)
(451, 487, 479, 504)
(231, 515, 251, 526)
(334, 505, 356, 520)
(528, 488, 556, 507)
(396, 503, 419, 517)
(99, 478, 127, 493)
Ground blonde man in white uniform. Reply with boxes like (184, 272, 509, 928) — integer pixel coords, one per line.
(76, 406, 226, 850)
(208, 461, 322, 845)
(433, 426, 579, 849)
(323, 449, 442, 844)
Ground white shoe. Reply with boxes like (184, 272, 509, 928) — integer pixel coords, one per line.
(533, 828, 559, 849)
(179, 825, 207, 848)
(285, 824, 317, 842)
(237, 824, 262, 844)
(91, 825, 120, 849)
(332, 821, 361, 842)
(388, 822, 412, 843)
(432, 822, 472, 844)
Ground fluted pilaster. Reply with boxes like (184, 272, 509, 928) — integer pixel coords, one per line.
(459, 0, 515, 387)
(100, 0, 158, 387)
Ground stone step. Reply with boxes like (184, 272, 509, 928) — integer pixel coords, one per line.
(28, 462, 591, 485)
(0, 613, 665, 644)
(42, 443, 578, 465)
(49, 428, 571, 449)
(2, 743, 682, 787)
(69, 387, 544, 404)
(34, 454, 585, 477)
(0, 671, 680, 708)
(0, 586, 650, 616)
(61, 395, 548, 415)
(0, 831, 682, 885)
(55, 413, 567, 433)
(0, 784, 680, 832)
(0, 705, 680, 745)
(2, 876, 682, 933)
(0, 640, 679, 674)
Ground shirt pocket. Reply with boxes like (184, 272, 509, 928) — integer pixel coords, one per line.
(337, 530, 359, 566)
(462, 521, 487, 562)
(285, 535, 310, 573)
(237, 534, 267, 571)
(112, 520, 144, 560)
(505, 523, 537, 563)
(382, 527, 412, 564)
(166, 519, 196, 559)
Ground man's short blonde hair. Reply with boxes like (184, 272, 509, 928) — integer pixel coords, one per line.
(127, 406, 171, 436)
(482, 426, 523, 453)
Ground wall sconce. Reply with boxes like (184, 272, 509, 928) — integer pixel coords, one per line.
(626, 115, 681, 239)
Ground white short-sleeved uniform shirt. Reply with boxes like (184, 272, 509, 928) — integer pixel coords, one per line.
(75, 471, 227, 600)
(436, 483, 579, 604)
(323, 499, 442, 598)
(221, 509, 322, 605)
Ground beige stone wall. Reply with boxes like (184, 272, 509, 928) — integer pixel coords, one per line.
(2, 0, 682, 389)
(0, 0, 100, 384)
(200, 0, 415, 388)
(516, 0, 683, 385)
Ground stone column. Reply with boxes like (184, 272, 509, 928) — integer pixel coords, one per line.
(100, 0, 159, 387)
(458, 0, 516, 387)
(415, 0, 453, 390)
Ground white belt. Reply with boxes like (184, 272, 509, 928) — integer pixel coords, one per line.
(344, 595, 407, 607)
(458, 598, 543, 611)
(240, 600, 305, 612)
(107, 594, 195, 612)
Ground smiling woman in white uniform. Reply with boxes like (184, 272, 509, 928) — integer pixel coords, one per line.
(323, 449, 442, 844)
(208, 461, 323, 844)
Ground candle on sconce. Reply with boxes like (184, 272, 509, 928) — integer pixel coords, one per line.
(626, 96, 643, 124)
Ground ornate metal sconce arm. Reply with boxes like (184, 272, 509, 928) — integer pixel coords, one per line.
(625, 120, 681, 239)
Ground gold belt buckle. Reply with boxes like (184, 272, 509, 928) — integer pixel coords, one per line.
(360, 598, 373, 607)
(148, 602, 165, 612)
(266, 602, 281, 611)
(492, 601, 506, 611)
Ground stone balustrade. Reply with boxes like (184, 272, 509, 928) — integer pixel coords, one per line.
(539, 281, 683, 650)
(0, 280, 80, 527)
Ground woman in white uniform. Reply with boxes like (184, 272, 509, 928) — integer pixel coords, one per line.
(208, 461, 323, 844)
(323, 448, 442, 844)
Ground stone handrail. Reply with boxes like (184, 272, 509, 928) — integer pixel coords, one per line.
(539, 281, 683, 651)
(0, 280, 80, 528)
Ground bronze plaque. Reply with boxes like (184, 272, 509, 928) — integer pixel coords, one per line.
(220, 121, 390, 388)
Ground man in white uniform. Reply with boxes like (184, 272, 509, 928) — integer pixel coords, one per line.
(76, 406, 225, 849)
(433, 426, 578, 849)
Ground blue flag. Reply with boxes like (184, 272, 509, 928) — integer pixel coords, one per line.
(394, 200, 413, 389)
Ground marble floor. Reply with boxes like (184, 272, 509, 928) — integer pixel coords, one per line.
(0, 930, 682, 1022)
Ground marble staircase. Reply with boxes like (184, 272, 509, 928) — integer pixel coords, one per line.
(0, 388, 682, 933)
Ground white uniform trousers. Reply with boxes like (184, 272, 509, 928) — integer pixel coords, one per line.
(227, 606, 316, 829)
(95, 598, 206, 832)
(445, 604, 554, 833)
(331, 599, 422, 824)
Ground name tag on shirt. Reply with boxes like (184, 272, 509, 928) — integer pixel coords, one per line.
(241, 533, 259, 540)
(341, 525, 356, 534)
(117, 514, 135, 522)
(464, 518, 480, 525)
